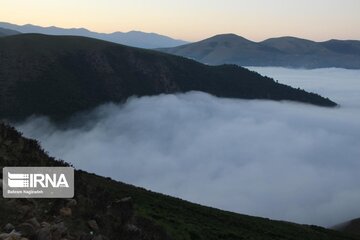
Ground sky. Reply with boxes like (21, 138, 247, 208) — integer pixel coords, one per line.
(16, 68, 360, 227)
(1, 0, 359, 41)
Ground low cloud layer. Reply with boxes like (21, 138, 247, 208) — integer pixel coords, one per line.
(16, 68, 360, 227)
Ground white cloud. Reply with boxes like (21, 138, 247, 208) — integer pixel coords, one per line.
(15, 68, 360, 227)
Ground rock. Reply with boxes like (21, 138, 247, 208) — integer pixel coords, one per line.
(40, 222, 51, 228)
(16, 223, 35, 238)
(3, 223, 15, 233)
(59, 207, 72, 217)
(36, 227, 51, 240)
(51, 222, 67, 240)
(125, 224, 141, 233)
(92, 235, 108, 240)
(26, 218, 40, 229)
(78, 234, 93, 240)
(119, 197, 132, 203)
(87, 220, 99, 232)
(1, 230, 21, 240)
(18, 205, 33, 218)
(65, 199, 77, 208)
(0, 233, 9, 240)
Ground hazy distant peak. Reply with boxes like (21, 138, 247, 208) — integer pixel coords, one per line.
(125, 30, 168, 37)
(0, 26, 20, 37)
(261, 36, 328, 54)
(211, 33, 241, 38)
(23, 23, 35, 27)
(262, 36, 317, 44)
(0, 21, 189, 48)
(126, 30, 151, 34)
(321, 39, 360, 55)
(206, 33, 254, 43)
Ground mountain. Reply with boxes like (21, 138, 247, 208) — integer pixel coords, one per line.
(158, 34, 360, 69)
(1, 122, 359, 240)
(158, 34, 281, 65)
(333, 218, 360, 236)
(0, 27, 20, 37)
(0, 34, 336, 121)
(0, 22, 188, 48)
(320, 40, 360, 56)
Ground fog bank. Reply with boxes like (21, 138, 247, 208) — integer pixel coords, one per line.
(16, 68, 360, 227)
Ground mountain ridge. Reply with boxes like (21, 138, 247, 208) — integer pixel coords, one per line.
(0, 34, 336, 121)
(0, 22, 188, 48)
(158, 33, 360, 69)
(0, 26, 20, 37)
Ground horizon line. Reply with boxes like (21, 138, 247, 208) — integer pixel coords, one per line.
(1, 20, 359, 43)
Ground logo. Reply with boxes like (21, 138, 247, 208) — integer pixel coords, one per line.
(7, 173, 29, 188)
(3, 167, 74, 198)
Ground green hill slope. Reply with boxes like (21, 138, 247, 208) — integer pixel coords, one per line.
(1, 123, 359, 240)
(0, 34, 336, 121)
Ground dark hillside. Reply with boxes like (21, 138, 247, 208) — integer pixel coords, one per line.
(333, 218, 360, 236)
(0, 34, 336, 121)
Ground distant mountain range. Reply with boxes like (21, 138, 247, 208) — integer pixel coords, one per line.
(0, 22, 188, 48)
(0, 34, 335, 120)
(158, 34, 360, 69)
(2, 22, 359, 69)
(0, 26, 20, 37)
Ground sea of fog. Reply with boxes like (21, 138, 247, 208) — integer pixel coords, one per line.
(16, 67, 360, 227)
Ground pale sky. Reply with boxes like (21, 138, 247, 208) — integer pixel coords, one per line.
(1, 0, 359, 41)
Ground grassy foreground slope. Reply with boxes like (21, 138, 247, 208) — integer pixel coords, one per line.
(0, 123, 358, 240)
(0, 34, 336, 121)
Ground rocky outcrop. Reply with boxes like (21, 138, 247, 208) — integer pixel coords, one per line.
(0, 195, 169, 240)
